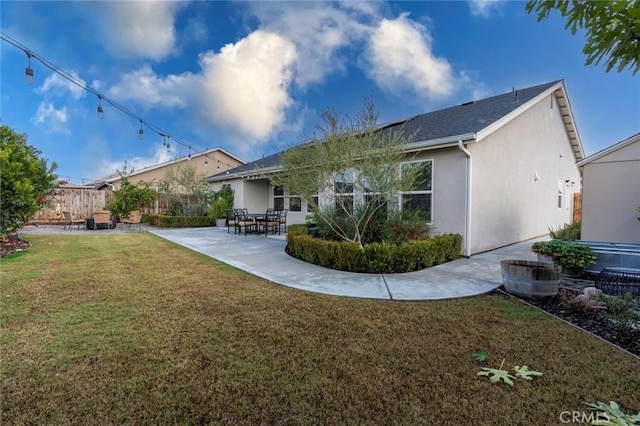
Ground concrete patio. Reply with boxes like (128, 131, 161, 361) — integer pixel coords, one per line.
(148, 227, 543, 300)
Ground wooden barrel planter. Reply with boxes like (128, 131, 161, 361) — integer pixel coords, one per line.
(501, 260, 561, 297)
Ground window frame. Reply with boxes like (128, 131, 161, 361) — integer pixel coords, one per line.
(399, 159, 434, 224)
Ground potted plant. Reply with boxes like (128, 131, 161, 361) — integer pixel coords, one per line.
(531, 240, 597, 277)
(208, 187, 234, 227)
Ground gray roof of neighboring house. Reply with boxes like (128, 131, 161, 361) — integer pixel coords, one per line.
(209, 80, 564, 181)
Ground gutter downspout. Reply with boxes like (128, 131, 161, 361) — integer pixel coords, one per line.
(458, 140, 472, 258)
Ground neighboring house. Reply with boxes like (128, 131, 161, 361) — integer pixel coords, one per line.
(208, 80, 584, 256)
(577, 132, 640, 243)
(90, 148, 245, 191)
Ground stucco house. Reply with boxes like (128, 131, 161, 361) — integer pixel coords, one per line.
(92, 148, 245, 191)
(208, 80, 584, 256)
(577, 132, 640, 243)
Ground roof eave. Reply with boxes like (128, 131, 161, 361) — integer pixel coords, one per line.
(474, 81, 585, 162)
(577, 132, 640, 166)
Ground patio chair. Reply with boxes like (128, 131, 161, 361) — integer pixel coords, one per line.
(63, 211, 84, 231)
(92, 210, 113, 230)
(261, 208, 280, 236)
(122, 210, 142, 230)
(224, 209, 237, 234)
(233, 209, 256, 236)
(278, 209, 288, 234)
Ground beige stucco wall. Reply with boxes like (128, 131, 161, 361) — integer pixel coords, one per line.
(111, 151, 243, 190)
(581, 139, 640, 242)
(469, 93, 582, 253)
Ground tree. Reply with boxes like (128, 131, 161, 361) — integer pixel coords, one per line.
(108, 176, 156, 220)
(526, 0, 640, 75)
(270, 99, 417, 251)
(0, 124, 57, 238)
(159, 164, 211, 216)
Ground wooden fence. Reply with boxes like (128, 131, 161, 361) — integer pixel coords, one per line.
(572, 192, 582, 223)
(31, 187, 112, 222)
(31, 187, 208, 222)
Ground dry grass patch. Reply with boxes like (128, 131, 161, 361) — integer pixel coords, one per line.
(1, 234, 638, 424)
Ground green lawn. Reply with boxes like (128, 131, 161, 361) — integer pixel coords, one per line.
(1, 234, 638, 424)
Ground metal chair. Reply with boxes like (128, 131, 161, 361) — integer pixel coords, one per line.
(233, 209, 256, 236)
(278, 209, 288, 234)
(261, 208, 280, 236)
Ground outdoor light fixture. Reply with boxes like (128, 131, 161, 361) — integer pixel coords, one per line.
(205, 157, 208, 166)
(97, 96, 104, 119)
(138, 120, 144, 140)
(188, 150, 191, 160)
(25, 50, 34, 84)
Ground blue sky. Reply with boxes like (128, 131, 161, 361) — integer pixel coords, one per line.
(1, 1, 638, 185)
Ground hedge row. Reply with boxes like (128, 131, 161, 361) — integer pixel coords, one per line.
(286, 225, 462, 273)
(142, 214, 215, 228)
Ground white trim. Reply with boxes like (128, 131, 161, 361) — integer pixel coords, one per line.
(475, 82, 563, 142)
(577, 132, 640, 166)
(399, 159, 434, 225)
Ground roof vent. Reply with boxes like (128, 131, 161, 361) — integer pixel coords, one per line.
(461, 101, 475, 106)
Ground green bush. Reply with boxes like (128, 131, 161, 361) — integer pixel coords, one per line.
(286, 233, 462, 273)
(549, 221, 581, 240)
(531, 239, 597, 270)
(142, 214, 215, 228)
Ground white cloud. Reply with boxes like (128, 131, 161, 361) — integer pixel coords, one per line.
(32, 101, 69, 134)
(96, 1, 182, 60)
(364, 13, 454, 100)
(98, 144, 173, 178)
(247, 2, 373, 87)
(107, 65, 195, 108)
(198, 30, 297, 143)
(37, 72, 86, 99)
(469, 0, 505, 18)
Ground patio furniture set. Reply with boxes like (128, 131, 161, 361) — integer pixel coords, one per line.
(226, 208, 288, 236)
(62, 210, 142, 231)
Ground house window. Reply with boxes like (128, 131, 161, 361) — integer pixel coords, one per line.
(273, 185, 284, 210)
(289, 196, 301, 212)
(334, 170, 354, 212)
(401, 160, 433, 222)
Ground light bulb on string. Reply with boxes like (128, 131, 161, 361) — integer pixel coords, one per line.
(138, 120, 144, 140)
(25, 51, 34, 84)
(97, 96, 104, 119)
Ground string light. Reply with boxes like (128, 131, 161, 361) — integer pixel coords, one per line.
(97, 95, 104, 119)
(25, 51, 34, 84)
(0, 31, 238, 182)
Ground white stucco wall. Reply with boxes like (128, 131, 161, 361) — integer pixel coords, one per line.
(408, 148, 467, 238)
(469, 93, 582, 253)
(581, 139, 640, 242)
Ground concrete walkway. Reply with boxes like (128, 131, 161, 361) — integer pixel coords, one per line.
(149, 227, 543, 300)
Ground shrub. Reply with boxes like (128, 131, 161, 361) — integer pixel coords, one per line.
(286, 232, 462, 273)
(549, 221, 581, 240)
(1, 125, 57, 238)
(531, 240, 597, 270)
(142, 214, 215, 228)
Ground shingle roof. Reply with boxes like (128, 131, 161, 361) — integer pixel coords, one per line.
(209, 80, 562, 181)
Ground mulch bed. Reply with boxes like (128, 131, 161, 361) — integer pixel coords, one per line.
(502, 278, 640, 358)
(0, 234, 31, 258)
